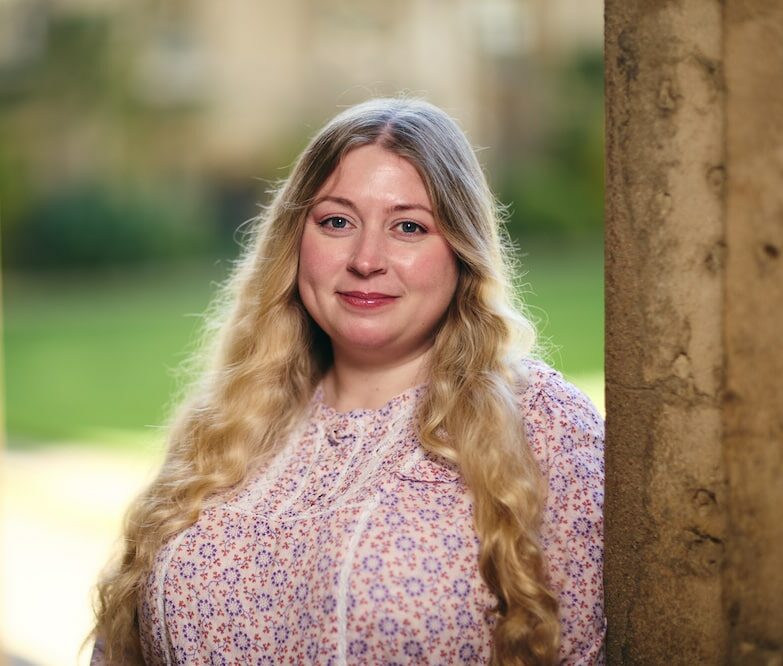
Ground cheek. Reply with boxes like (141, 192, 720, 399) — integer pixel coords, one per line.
(410, 244, 459, 293)
(297, 239, 322, 321)
(438, 259, 460, 308)
(298, 234, 332, 288)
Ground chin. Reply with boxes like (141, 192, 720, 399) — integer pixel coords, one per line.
(331, 328, 404, 354)
(345, 335, 397, 351)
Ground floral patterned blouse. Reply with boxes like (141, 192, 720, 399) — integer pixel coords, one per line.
(93, 359, 605, 665)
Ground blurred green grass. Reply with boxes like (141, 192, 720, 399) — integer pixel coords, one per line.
(521, 237, 604, 377)
(3, 262, 228, 446)
(3, 240, 603, 449)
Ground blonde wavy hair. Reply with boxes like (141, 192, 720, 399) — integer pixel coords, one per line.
(92, 98, 559, 664)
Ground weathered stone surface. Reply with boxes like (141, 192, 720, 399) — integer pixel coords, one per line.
(605, 0, 782, 663)
(723, 1, 783, 662)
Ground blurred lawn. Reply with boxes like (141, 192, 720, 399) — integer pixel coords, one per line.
(3, 239, 603, 449)
(521, 237, 604, 376)
(3, 262, 228, 446)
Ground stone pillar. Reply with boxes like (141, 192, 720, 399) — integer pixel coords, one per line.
(722, 2, 783, 661)
(604, 1, 783, 663)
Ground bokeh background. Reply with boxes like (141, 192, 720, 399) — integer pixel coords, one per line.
(0, 1, 603, 663)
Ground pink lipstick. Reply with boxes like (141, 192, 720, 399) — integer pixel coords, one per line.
(337, 291, 398, 308)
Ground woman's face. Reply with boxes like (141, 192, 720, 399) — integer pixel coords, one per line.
(297, 144, 459, 367)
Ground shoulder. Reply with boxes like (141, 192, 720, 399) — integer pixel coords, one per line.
(514, 358, 604, 473)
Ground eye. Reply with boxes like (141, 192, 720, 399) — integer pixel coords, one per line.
(318, 216, 351, 230)
(396, 220, 426, 234)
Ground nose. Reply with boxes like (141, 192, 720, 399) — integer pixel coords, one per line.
(348, 226, 387, 277)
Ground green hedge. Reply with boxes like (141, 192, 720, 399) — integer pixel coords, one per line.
(5, 183, 217, 269)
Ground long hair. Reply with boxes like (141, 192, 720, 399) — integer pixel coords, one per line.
(92, 98, 560, 664)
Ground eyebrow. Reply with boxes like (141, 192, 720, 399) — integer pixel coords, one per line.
(312, 195, 434, 217)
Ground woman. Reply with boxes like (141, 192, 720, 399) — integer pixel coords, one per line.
(91, 98, 604, 665)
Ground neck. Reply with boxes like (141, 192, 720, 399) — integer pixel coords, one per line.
(322, 348, 431, 411)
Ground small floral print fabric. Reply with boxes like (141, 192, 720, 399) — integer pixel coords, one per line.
(94, 359, 605, 665)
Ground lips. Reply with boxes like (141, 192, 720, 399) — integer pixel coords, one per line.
(337, 291, 398, 308)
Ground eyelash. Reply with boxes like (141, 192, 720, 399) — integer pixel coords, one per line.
(318, 216, 351, 230)
(316, 216, 427, 234)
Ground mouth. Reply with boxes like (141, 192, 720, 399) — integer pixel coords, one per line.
(337, 291, 398, 308)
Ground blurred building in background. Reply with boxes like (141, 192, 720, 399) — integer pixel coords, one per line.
(1, 0, 602, 269)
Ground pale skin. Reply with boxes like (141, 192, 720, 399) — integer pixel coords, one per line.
(297, 144, 459, 412)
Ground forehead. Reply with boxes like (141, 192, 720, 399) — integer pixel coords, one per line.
(315, 144, 432, 206)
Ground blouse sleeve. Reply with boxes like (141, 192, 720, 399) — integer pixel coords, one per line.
(521, 363, 606, 665)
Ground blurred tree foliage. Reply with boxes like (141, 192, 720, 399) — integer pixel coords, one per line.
(8, 183, 215, 269)
(498, 50, 604, 239)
